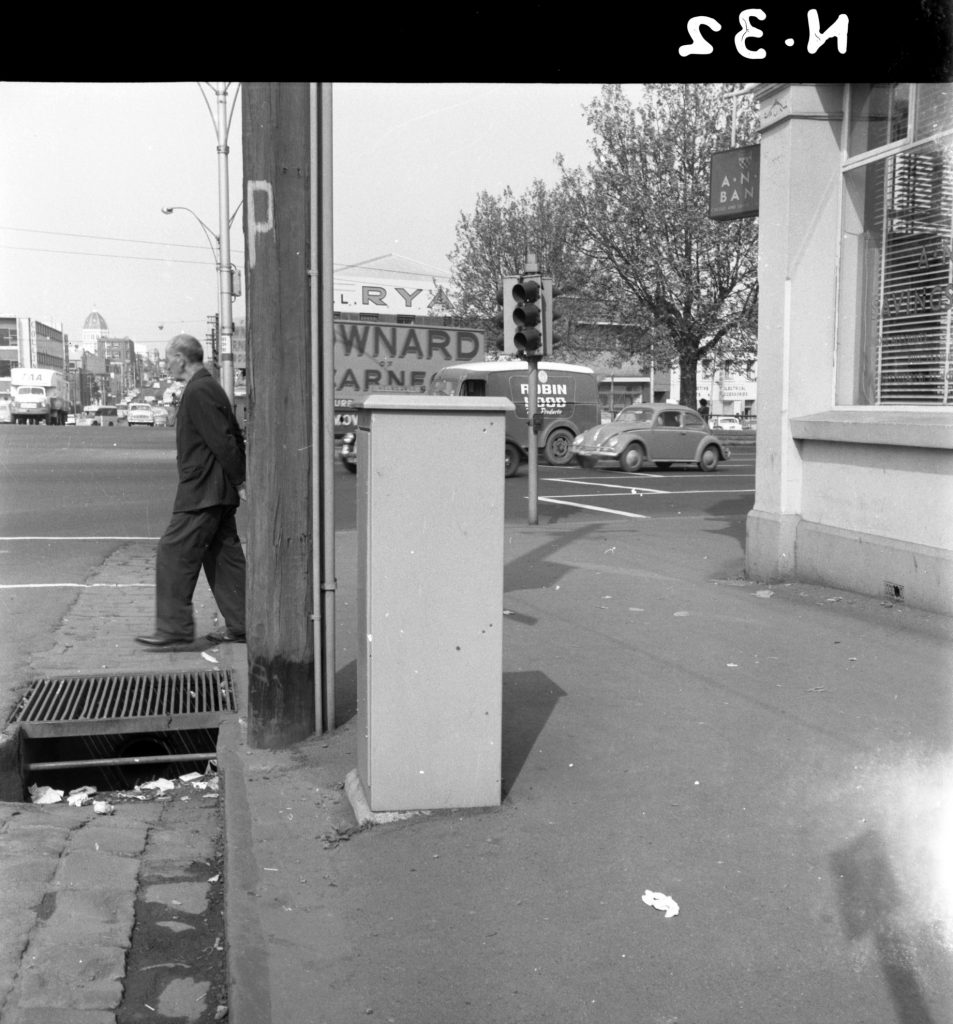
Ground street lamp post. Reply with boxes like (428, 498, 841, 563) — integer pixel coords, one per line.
(161, 82, 241, 406)
(161, 204, 225, 379)
(212, 82, 235, 405)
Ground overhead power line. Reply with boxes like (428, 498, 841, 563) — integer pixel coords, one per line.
(0, 224, 245, 255)
(0, 244, 214, 266)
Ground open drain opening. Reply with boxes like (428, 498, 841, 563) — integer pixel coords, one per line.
(19, 727, 220, 795)
(5, 670, 236, 800)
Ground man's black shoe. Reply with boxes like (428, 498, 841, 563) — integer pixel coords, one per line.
(135, 634, 193, 648)
(206, 629, 246, 644)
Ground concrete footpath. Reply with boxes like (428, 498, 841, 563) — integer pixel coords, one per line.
(2, 514, 953, 1024)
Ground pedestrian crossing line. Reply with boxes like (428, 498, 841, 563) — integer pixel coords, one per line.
(536, 497, 648, 519)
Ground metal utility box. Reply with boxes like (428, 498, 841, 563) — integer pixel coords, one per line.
(355, 394, 512, 811)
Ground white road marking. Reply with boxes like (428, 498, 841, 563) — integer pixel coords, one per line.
(537, 497, 647, 518)
(0, 582, 153, 590)
(538, 488, 755, 499)
(0, 536, 160, 541)
(543, 479, 668, 493)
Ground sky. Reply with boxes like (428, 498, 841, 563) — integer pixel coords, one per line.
(0, 82, 640, 355)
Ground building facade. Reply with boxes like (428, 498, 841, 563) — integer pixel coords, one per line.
(0, 316, 68, 377)
(746, 83, 953, 615)
(97, 336, 140, 400)
(82, 310, 109, 350)
(589, 359, 673, 414)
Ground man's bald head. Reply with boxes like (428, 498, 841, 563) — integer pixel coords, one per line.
(166, 334, 205, 365)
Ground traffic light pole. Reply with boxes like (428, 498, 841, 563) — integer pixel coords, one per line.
(527, 354, 539, 525)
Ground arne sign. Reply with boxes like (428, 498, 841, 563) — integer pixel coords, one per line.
(709, 145, 760, 221)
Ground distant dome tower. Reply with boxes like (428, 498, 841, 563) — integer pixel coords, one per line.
(82, 309, 108, 349)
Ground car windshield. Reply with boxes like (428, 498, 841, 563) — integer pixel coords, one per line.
(428, 376, 459, 397)
(614, 407, 654, 424)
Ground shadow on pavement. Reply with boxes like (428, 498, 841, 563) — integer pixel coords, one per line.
(504, 523, 604, 595)
(334, 658, 357, 728)
(700, 498, 750, 552)
(831, 829, 938, 1024)
(501, 670, 566, 798)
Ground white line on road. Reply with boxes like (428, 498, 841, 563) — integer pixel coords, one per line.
(539, 488, 755, 500)
(0, 582, 154, 590)
(0, 536, 160, 541)
(537, 497, 648, 518)
(541, 479, 668, 493)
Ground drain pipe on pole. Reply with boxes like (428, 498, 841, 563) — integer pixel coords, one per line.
(310, 83, 336, 733)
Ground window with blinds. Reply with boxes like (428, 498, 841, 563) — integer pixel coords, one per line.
(840, 85, 953, 406)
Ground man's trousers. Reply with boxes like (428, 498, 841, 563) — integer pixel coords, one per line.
(155, 505, 246, 640)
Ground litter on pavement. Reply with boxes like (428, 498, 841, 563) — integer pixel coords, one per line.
(642, 890, 680, 918)
(29, 784, 64, 805)
(67, 785, 97, 807)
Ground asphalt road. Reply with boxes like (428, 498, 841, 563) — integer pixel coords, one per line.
(331, 436, 757, 527)
(0, 425, 754, 716)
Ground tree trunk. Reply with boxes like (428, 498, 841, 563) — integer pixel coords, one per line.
(679, 349, 699, 411)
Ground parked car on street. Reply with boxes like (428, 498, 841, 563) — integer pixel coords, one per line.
(571, 403, 731, 473)
(151, 405, 170, 427)
(126, 402, 155, 426)
(90, 406, 120, 427)
(710, 415, 743, 431)
(339, 432, 357, 473)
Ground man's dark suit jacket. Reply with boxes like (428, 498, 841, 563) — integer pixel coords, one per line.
(173, 367, 247, 513)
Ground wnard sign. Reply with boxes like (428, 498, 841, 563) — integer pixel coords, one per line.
(709, 145, 760, 221)
(333, 319, 485, 429)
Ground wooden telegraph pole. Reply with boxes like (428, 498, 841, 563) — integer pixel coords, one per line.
(242, 83, 315, 747)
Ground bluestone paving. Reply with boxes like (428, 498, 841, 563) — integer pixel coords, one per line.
(0, 544, 231, 1023)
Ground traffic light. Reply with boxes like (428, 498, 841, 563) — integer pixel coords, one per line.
(540, 277, 562, 358)
(496, 275, 520, 354)
(512, 274, 543, 357)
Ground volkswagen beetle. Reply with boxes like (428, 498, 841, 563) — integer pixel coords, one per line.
(570, 403, 730, 473)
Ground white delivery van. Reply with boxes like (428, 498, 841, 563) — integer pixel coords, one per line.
(428, 361, 600, 476)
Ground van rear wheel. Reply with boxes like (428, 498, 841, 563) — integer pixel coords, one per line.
(504, 443, 521, 477)
(544, 429, 575, 466)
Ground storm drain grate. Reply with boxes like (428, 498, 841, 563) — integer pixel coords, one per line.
(8, 670, 236, 739)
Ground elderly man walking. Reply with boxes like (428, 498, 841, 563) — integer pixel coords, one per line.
(136, 334, 247, 648)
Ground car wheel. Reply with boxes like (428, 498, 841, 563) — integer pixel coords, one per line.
(504, 443, 521, 477)
(654, 461, 672, 470)
(699, 445, 720, 472)
(543, 429, 575, 466)
(620, 444, 645, 473)
(576, 455, 597, 470)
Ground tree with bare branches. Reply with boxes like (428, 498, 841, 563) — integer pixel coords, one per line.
(557, 83, 759, 408)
